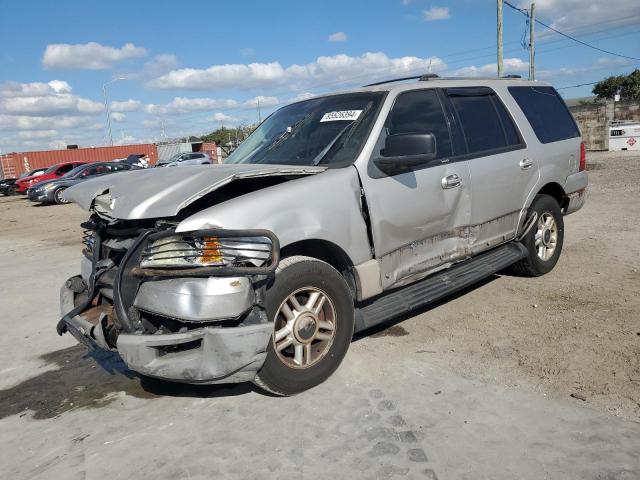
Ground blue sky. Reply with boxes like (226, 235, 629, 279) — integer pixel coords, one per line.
(1, 0, 639, 152)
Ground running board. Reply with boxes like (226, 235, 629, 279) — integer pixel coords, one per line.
(354, 242, 527, 333)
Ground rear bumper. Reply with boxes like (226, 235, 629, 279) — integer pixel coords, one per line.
(564, 171, 588, 215)
(59, 275, 272, 384)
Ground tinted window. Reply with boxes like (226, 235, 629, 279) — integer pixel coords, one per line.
(383, 89, 452, 159)
(108, 163, 129, 171)
(508, 86, 579, 143)
(449, 92, 507, 153)
(56, 163, 75, 174)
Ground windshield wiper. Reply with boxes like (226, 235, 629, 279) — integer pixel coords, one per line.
(267, 113, 313, 152)
(311, 101, 373, 166)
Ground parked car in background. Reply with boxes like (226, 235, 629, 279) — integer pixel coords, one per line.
(15, 162, 86, 194)
(156, 152, 211, 167)
(0, 168, 47, 195)
(116, 154, 149, 168)
(58, 76, 587, 395)
(27, 162, 134, 204)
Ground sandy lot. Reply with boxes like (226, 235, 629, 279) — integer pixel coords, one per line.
(0, 151, 638, 479)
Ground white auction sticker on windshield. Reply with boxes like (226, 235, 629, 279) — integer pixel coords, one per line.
(320, 110, 363, 122)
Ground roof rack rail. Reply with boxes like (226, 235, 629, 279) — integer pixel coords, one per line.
(364, 73, 525, 87)
(364, 73, 441, 87)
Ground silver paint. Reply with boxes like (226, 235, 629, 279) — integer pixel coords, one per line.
(63, 163, 326, 220)
(133, 276, 255, 322)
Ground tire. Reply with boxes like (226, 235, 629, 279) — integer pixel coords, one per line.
(7, 185, 17, 196)
(511, 194, 564, 277)
(254, 256, 354, 396)
(53, 187, 69, 205)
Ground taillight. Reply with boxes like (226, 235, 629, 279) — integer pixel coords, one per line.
(579, 142, 586, 171)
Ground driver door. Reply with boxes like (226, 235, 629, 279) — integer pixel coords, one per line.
(357, 88, 471, 290)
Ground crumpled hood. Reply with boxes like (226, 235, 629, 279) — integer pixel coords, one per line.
(64, 163, 326, 220)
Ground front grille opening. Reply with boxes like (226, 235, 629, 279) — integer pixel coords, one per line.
(140, 310, 245, 333)
(153, 339, 202, 357)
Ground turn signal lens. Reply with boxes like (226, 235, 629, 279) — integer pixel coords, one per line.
(198, 236, 224, 264)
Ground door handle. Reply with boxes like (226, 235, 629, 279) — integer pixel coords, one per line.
(441, 174, 462, 189)
(520, 158, 534, 170)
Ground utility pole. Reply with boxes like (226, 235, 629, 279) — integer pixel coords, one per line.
(528, 2, 536, 81)
(101, 76, 126, 147)
(256, 97, 262, 124)
(160, 119, 166, 140)
(497, 0, 504, 77)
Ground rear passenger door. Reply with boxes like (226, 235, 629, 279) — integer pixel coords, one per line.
(359, 88, 472, 290)
(443, 87, 535, 253)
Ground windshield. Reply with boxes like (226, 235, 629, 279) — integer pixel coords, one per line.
(62, 164, 89, 178)
(43, 164, 60, 174)
(225, 92, 384, 166)
(160, 153, 182, 164)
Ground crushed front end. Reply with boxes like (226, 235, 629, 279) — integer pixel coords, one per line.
(57, 216, 279, 384)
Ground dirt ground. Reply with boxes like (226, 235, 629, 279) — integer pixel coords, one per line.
(0, 150, 638, 421)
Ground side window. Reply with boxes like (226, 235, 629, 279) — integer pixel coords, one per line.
(56, 164, 74, 174)
(82, 166, 99, 177)
(447, 89, 521, 154)
(508, 86, 579, 143)
(381, 89, 452, 160)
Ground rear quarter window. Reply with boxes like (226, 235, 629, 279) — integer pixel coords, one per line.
(508, 86, 580, 144)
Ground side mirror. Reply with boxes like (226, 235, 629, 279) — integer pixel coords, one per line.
(375, 132, 437, 172)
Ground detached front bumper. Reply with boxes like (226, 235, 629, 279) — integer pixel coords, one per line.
(59, 275, 272, 384)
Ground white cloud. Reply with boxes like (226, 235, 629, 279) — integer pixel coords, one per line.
(111, 112, 127, 122)
(110, 99, 141, 112)
(211, 112, 238, 123)
(453, 58, 529, 77)
(328, 32, 348, 42)
(289, 92, 316, 102)
(518, 0, 640, 35)
(0, 114, 92, 131)
(137, 54, 179, 79)
(144, 95, 280, 115)
(145, 97, 240, 115)
(0, 80, 103, 117)
(146, 52, 447, 91)
(242, 96, 280, 108)
(423, 7, 450, 21)
(16, 130, 57, 140)
(48, 140, 68, 150)
(42, 42, 147, 70)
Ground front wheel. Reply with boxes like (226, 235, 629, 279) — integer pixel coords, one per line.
(54, 187, 69, 205)
(511, 194, 564, 276)
(254, 256, 354, 396)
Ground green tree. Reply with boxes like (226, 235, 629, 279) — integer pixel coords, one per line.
(593, 74, 626, 99)
(593, 69, 640, 100)
(620, 69, 640, 100)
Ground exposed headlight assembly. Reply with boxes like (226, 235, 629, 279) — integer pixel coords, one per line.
(137, 229, 279, 276)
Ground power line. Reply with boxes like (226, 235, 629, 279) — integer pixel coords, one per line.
(556, 81, 599, 90)
(503, 1, 640, 61)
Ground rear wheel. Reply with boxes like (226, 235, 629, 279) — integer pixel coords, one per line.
(511, 194, 564, 276)
(54, 187, 69, 205)
(254, 256, 354, 396)
(6, 185, 17, 196)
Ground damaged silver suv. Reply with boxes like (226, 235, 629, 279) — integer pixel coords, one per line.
(58, 76, 588, 395)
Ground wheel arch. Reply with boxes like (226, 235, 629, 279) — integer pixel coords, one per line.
(536, 182, 567, 210)
(280, 239, 358, 298)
